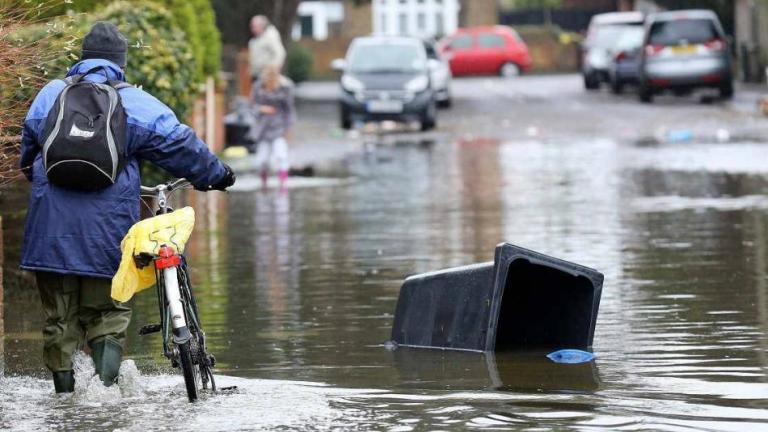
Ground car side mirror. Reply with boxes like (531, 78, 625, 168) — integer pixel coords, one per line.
(331, 58, 347, 72)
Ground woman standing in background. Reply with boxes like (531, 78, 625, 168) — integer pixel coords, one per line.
(250, 64, 296, 191)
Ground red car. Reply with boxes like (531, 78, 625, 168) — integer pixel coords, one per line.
(439, 26, 533, 77)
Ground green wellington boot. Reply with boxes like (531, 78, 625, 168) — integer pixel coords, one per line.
(52, 371, 75, 393)
(90, 337, 123, 387)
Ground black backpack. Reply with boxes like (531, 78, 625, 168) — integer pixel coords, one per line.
(40, 66, 130, 191)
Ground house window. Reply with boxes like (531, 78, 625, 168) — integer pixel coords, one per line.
(435, 12, 444, 36)
(399, 13, 408, 34)
(299, 15, 313, 39)
(380, 12, 387, 34)
(417, 12, 426, 31)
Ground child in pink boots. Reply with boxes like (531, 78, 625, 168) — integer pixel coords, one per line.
(249, 65, 296, 190)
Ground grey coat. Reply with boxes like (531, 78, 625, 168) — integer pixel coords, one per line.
(249, 77, 296, 143)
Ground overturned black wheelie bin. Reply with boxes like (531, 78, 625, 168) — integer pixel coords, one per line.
(391, 243, 603, 352)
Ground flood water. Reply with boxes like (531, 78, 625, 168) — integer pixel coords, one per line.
(2, 134, 768, 430)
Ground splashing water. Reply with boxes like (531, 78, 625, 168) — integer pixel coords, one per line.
(0, 351, 371, 431)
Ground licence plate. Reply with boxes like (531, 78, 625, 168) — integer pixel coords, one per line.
(367, 100, 403, 113)
(672, 45, 697, 55)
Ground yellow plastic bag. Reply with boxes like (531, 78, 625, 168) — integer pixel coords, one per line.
(111, 207, 195, 302)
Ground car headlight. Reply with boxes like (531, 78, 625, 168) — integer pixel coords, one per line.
(341, 75, 365, 92)
(404, 76, 429, 93)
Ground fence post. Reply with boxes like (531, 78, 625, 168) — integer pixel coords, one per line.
(205, 76, 216, 151)
(0, 216, 5, 377)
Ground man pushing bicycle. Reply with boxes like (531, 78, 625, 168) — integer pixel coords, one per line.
(19, 22, 235, 393)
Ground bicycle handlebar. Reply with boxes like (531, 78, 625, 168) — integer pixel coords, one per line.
(140, 178, 191, 195)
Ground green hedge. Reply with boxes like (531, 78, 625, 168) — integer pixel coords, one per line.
(148, 0, 203, 85)
(190, 0, 222, 78)
(37, 0, 222, 85)
(285, 44, 314, 84)
(96, 1, 198, 119)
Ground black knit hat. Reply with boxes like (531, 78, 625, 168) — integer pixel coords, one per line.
(81, 22, 127, 67)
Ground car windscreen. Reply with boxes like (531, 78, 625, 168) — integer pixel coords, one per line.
(347, 42, 426, 73)
(447, 34, 472, 50)
(649, 19, 719, 46)
(589, 24, 642, 48)
(615, 26, 645, 51)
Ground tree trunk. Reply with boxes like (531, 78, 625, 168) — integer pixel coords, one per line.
(544, 8, 552, 26)
(272, 0, 301, 45)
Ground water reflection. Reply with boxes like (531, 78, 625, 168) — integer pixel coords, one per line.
(393, 349, 600, 393)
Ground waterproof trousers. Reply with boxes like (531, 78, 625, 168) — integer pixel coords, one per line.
(36, 272, 132, 372)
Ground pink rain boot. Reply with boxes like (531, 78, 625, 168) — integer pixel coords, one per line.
(278, 170, 289, 191)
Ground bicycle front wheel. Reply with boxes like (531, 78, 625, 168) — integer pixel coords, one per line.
(179, 340, 201, 402)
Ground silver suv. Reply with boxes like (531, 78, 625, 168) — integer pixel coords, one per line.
(638, 9, 732, 103)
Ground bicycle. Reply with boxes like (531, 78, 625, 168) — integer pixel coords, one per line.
(136, 178, 216, 402)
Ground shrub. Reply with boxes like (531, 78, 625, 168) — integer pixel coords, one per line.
(41, 0, 221, 84)
(96, 1, 198, 119)
(285, 44, 314, 84)
(148, 0, 222, 83)
(0, 1, 80, 184)
(148, 0, 204, 85)
(190, 0, 222, 78)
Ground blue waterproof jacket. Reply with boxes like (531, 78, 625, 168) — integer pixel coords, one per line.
(20, 59, 227, 279)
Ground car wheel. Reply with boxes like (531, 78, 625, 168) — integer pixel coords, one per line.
(719, 81, 734, 99)
(610, 79, 624, 95)
(340, 106, 352, 130)
(420, 101, 437, 131)
(584, 73, 600, 90)
(639, 83, 654, 103)
(499, 62, 521, 78)
(437, 95, 452, 108)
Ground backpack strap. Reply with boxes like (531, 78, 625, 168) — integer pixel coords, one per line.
(109, 81, 133, 90)
(69, 66, 132, 88)
(69, 65, 110, 83)
(63, 73, 131, 90)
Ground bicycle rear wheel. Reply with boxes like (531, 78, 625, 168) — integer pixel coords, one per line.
(179, 340, 201, 402)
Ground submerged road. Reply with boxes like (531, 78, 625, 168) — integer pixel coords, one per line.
(2, 74, 768, 431)
(294, 73, 768, 145)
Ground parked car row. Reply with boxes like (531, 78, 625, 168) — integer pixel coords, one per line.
(582, 9, 733, 103)
(331, 26, 533, 131)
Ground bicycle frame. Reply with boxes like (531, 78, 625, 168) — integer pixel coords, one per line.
(140, 179, 216, 399)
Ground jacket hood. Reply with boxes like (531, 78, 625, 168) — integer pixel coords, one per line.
(67, 59, 126, 82)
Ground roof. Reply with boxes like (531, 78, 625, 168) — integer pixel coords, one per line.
(590, 11, 645, 25)
(452, 25, 517, 34)
(649, 9, 720, 22)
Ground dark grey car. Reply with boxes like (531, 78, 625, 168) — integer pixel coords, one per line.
(335, 37, 437, 131)
(638, 9, 733, 103)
